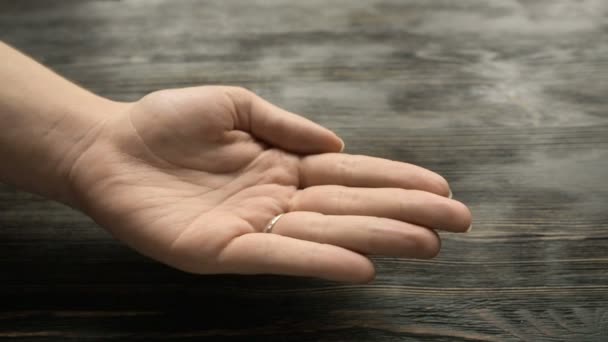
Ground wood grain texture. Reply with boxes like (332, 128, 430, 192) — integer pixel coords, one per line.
(1, 0, 607, 340)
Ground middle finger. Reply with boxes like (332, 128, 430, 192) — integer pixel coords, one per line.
(289, 185, 472, 232)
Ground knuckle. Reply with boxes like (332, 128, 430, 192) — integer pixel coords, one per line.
(260, 167, 295, 186)
(288, 187, 312, 211)
(221, 86, 255, 119)
(257, 151, 300, 185)
(224, 86, 254, 100)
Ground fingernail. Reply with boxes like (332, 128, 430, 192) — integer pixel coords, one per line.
(448, 189, 453, 199)
(339, 139, 346, 152)
(465, 224, 473, 233)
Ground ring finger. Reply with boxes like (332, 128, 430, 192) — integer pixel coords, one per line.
(268, 211, 441, 259)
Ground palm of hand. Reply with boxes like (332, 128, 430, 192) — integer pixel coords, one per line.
(72, 86, 471, 282)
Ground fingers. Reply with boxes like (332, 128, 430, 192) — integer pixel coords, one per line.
(216, 233, 375, 283)
(222, 86, 344, 154)
(299, 153, 450, 196)
(290, 186, 472, 232)
(270, 212, 441, 259)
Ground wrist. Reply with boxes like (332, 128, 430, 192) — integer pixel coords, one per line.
(58, 95, 131, 208)
(0, 43, 131, 208)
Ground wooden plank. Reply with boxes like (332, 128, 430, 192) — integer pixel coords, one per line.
(1, 0, 607, 340)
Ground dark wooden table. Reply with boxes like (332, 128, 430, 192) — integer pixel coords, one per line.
(1, 1, 607, 340)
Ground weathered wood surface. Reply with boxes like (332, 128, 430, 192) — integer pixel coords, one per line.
(1, 0, 608, 340)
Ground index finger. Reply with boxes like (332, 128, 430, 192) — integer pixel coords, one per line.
(298, 153, 451, 196)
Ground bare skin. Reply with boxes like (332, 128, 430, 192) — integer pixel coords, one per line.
(0, 42, 471, 282)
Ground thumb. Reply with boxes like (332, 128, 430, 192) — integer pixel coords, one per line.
(223, 86, 345, 154)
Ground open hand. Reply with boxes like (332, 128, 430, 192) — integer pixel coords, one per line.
(69, 86, 472, 282)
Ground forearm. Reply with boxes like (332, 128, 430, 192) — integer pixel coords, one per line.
(0, 42, 122, 206)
